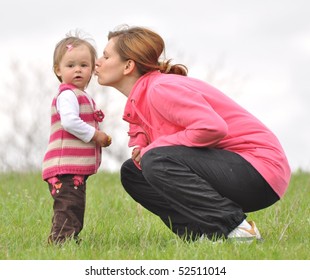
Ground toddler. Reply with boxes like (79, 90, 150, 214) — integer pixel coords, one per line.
(42, 32, 111, 244)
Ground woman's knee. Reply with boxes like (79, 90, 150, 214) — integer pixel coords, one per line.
(120, 159, 136, 187)
(120, 159, 134, 176)
(120, 158, 147, 192)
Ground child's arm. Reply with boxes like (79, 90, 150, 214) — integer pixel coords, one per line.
(56, 90, 110, 147)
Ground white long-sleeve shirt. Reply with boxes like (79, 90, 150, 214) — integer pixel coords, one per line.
(56, 90, 95, 143)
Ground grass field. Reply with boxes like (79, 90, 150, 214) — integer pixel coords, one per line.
(0, 170, 309, 260)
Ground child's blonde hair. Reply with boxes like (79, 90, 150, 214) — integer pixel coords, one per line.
(53, 31, 97, 82)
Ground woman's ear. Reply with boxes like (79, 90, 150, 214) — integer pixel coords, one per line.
(124, 59, 136, 75)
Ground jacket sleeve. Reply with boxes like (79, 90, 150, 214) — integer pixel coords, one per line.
(127, 123, 149, 148)
(141, 82, 228, 156)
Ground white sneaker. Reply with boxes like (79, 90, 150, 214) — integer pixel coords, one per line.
(227, 221, 263, 242)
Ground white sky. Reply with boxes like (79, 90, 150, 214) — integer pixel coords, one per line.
(0, 0, 309, 171)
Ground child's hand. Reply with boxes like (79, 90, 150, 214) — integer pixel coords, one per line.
(92, 130, 112, 147)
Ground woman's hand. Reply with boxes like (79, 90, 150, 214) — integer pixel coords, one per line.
(131, 147, 141, 164)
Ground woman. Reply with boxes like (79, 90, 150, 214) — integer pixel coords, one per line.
(95, 25, 291, 242)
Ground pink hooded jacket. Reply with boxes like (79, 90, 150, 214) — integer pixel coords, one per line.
(123, 71, 291, 198)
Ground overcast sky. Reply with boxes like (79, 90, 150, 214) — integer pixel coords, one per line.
(0, 0, 309, 171)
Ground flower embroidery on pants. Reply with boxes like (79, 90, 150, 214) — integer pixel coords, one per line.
(47, 177, 63, 195)
(73, 175, 85, 189)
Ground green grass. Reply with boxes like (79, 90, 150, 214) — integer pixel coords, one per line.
(0, 170, 309, 260)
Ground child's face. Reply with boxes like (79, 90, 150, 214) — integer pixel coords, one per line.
(55, 44, 93, 90)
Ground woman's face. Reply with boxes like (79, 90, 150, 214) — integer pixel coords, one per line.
(95, 38, 127, 87)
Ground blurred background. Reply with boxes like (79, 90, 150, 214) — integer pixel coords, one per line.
(0, 0, 309, 173)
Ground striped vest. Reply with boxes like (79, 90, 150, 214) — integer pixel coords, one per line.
(42, 85, 102, 180)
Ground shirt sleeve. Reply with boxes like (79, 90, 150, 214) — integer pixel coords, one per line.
(56, 90, 95, 143)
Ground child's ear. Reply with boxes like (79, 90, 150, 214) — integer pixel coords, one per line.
(54, 66, 61, 78)
(54, 67, 62, 82)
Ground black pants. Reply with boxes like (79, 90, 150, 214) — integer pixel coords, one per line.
(47, 174, 87, 244)
(121, 146, 279, 240)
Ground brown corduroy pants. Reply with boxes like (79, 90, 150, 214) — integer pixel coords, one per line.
(47, 174, 87, 244)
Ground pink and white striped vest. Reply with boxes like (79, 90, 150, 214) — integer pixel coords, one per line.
(42, 84, 102, 180)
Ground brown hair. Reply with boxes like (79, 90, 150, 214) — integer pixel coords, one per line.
(53, 31, 97, 82)
(108, 25, 188, 76)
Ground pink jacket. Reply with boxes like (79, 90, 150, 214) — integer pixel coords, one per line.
(123, 71, 291, 198)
